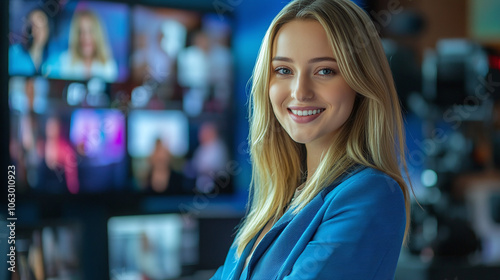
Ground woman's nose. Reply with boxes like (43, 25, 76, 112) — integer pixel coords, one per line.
(291, 73, 314, 101)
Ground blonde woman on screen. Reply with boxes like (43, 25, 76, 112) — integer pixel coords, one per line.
(58, 10, 117, 82)
(211, 0, 411, 279)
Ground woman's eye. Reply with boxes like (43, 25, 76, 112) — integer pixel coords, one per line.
(275, 67, 292, 75)
(318, 68, 334, 75)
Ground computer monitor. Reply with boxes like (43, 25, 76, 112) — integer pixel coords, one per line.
(13, 221, 83, 280)
(107, 213, 198, 280)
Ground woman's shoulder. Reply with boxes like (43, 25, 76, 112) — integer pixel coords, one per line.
(9, 44, 34, 75)
(93, 57, 118, 82)
(322, 166, 405, 210)
(9, 44, 27, 54)
(58, 50, 72, 62)
(317, 166, 406, 235)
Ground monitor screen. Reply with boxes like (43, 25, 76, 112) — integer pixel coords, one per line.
(128, 110, 190, 193)
(107, 214, 198, 280)
(69, 108, 128, 192)
(14, 222, 83, 280)
(130, 5, 233, 115)
(9, 0, 130, 82)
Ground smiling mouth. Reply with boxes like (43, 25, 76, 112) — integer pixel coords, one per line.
(287, 108, 325, 116)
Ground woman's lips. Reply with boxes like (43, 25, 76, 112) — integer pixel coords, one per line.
(287, 107, 325, 123)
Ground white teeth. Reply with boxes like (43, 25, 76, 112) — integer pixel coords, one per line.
(290, 109, 323, 116)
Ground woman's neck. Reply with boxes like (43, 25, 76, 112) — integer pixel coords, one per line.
(304, 131, 340, 182)
(305, 155, 320, 184)
(29, 47, 43, 70)
(83, 57, 93, 68)
(82, 57, 94, 76)
(305, 141, 328, 182)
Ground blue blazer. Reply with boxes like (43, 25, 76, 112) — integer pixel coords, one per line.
(211, 166, 406, 280)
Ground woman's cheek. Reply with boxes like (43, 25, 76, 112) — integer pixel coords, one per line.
(269, 82, 287, 109)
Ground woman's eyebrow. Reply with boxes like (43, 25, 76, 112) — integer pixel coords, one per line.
(308, 57, 336, 63)
(272, 56, 293, 62)
(271, 56, 337, 63)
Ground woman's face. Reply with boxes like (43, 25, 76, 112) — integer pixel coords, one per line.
(46, 118, 61, 139)
(269, 20, 356, 149)
(78, 16, 96, 59)
(29, 10, 49, 48)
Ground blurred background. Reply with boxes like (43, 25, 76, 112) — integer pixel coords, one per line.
(0, 0, 499, 279)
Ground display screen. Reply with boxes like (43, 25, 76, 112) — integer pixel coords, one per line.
(108, 214, 198, 280)
(9, 0, 130, 82)
(15, 222, 83, 280)
(128, 110, 189, 193)
(130, 5, 233, 115)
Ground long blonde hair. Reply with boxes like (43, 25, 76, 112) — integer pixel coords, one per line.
(235, 0, 411, 256)
(68, 10, 111, 64)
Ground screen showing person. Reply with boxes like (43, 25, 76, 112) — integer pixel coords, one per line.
(8, 3, 52, 76)
(191, 122, 230, 193)
(14, 228, 45, 280)
(27, 0, 130, 82)
(40, 115, 80, 194)
(128, 110, 189, 193)
(70, 109, 125, 163)
(69, 109, 127, 192)
(130, 6, 233, 115)
(41, 224, 82, 279)
(131, 6, 194, 103)
(9, 77, 49, 193)
(108, 214, 198, 280)
(57, 9, 118, 81)
(177, 15, 233, 116)
(15, 223, 82, 280)
(9, 76, 49, 114)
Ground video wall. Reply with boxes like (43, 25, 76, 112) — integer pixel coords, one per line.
(8, 0, 234, 195)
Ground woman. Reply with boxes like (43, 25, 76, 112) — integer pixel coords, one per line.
(212, 0, 411, 279)
(9, 9, 51, 75)
(43, 117, 79, 194)
(148, 138, 172, 193)
(58, 10, 117, 82)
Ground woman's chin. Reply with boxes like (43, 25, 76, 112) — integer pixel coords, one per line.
(288, 134, 314, 145)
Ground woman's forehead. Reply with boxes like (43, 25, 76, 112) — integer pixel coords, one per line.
(272, 20, 335, 60)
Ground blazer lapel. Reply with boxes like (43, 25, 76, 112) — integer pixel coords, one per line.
(228, 229, 260, 280)
(249, 195, 326, 280)
(244, 209, 295, 273)
(241, 165, 367, 279)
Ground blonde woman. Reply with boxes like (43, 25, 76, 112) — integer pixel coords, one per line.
(58, 10, 117, 82)
(212, 0, 411, 279)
